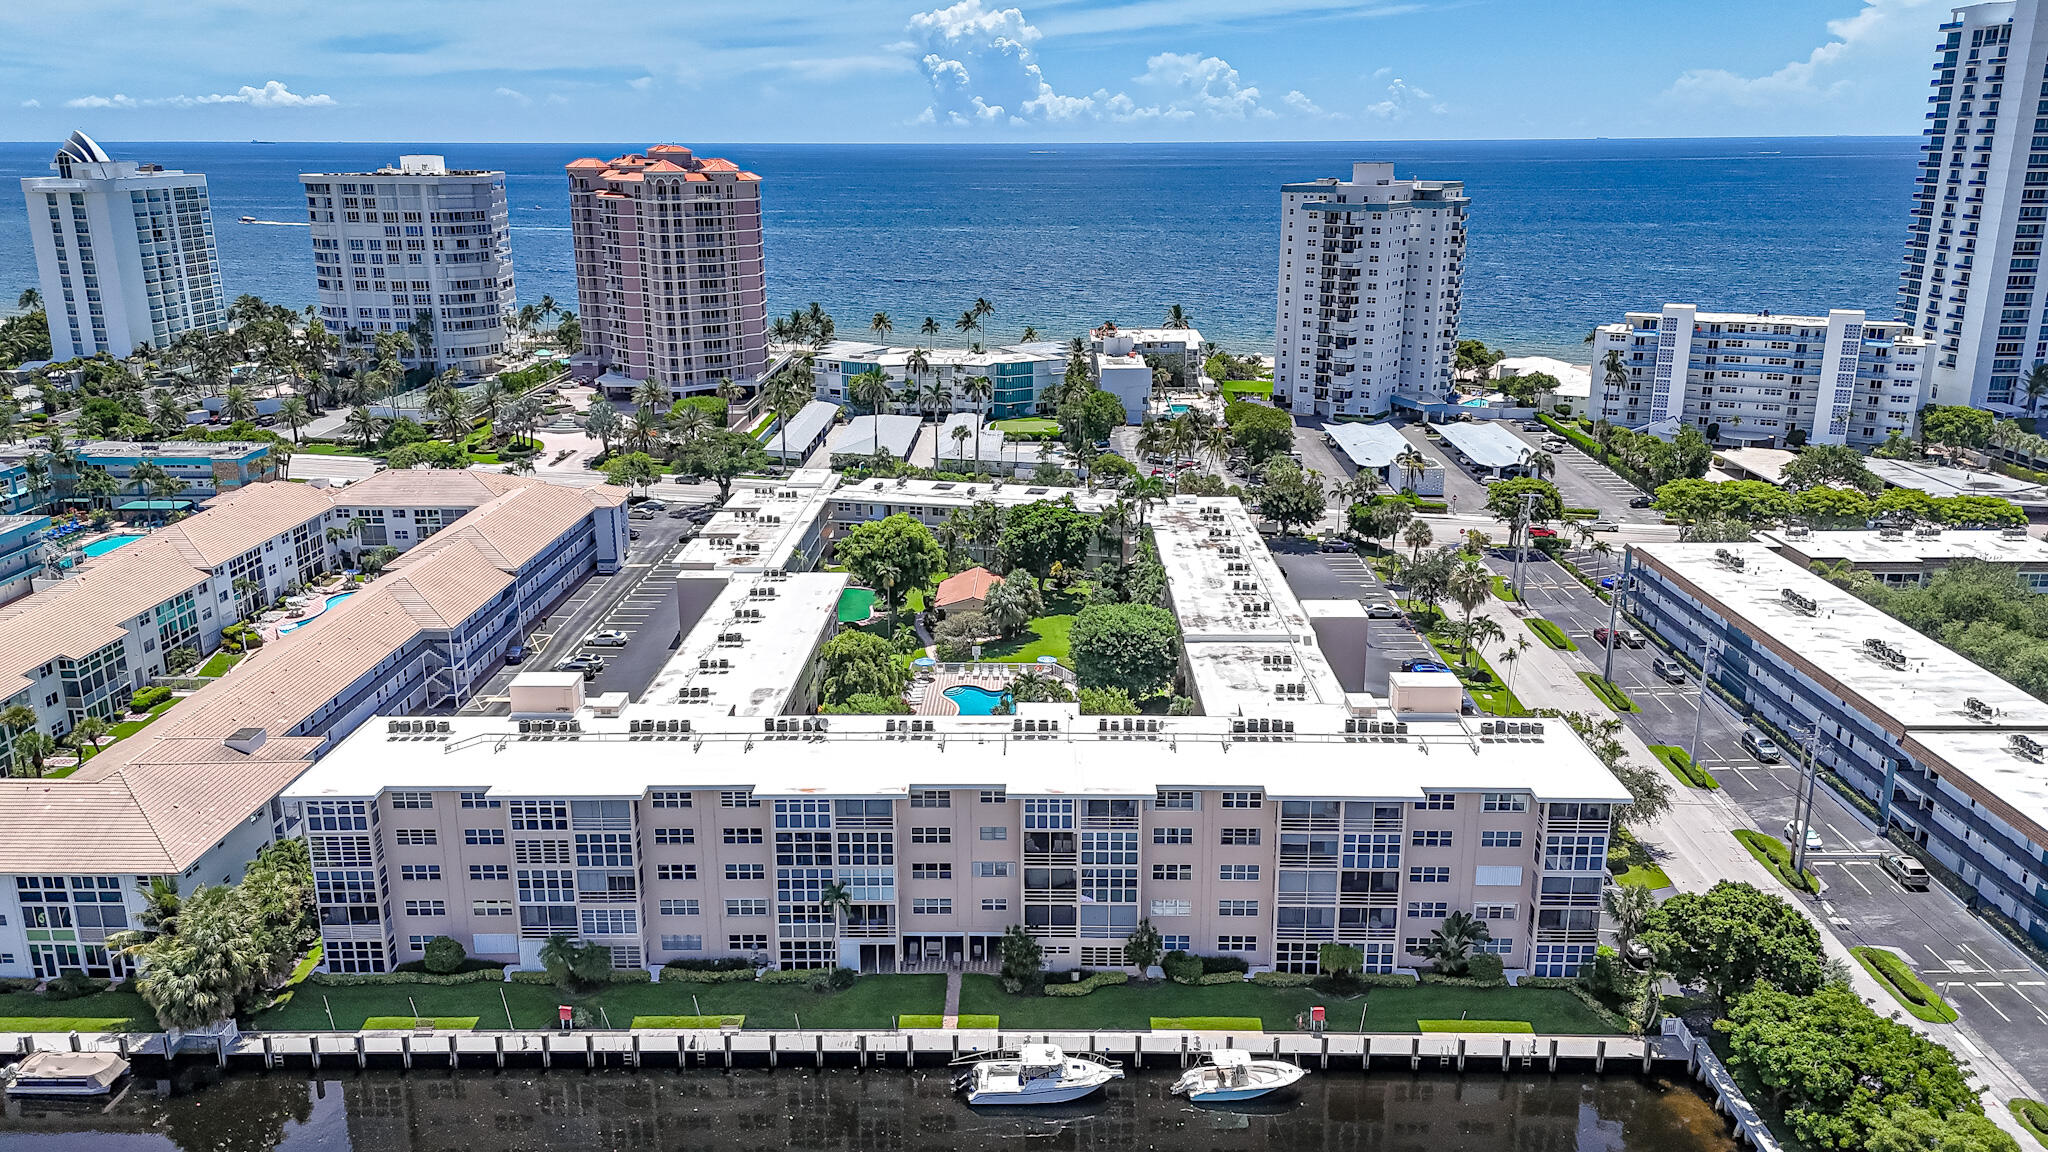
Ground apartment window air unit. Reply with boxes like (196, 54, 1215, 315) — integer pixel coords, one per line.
(1863, 637, 1910, 669)
(1781, 588, 1819, 616)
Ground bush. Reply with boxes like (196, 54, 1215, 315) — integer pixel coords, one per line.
(44, 972, 108, 1001)
(1200, 954, 1250, 975)
(1251, 971, 1318, 987)
(1196, 971, 1246, 985)
(0, 977, 40, 993)
(1162, 951, 1203, 985)
(1464, 952, 1506, 986)
(758, 967, 821, 984)
(825, 966, 858, 991)
(1529, 618, 1576, 651)
(660, 966, 756, 984)
(420, 935, 466, 975)
(2011, 1100, 2048, 1144)
(311, 967, 505, 987)
(507, 970, 556, 985)
(1044, 970, 1130, 997)
(128, 685, 174, 711)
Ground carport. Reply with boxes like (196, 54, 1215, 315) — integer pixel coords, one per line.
(1435, 422, 1531, 479)
(1325, 421, 1445, 496)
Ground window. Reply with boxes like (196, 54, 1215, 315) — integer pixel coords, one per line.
(403, 900, 445, 917)
(390, 792, 433, 809)
(460, 791, 499, 809)
(581, 909, 637, 936)
(1411, 830, 1453, 848)
(661, 935, 703, 951)
(1482, 793, 1528, 813)
(979, 789, 1007, 804)
(911, 826, 951, 844)
(408, 935, 436, 953)
(1220, 827, 1261, 846)
(911, 863, 952, 880)
(1216, 935, 1258, 952)
(1474, 903, 1516, 920)
(1154, 826, 1193, 845)
(729, 934, 768, 952)
(1415, 793, 1456, 810)
(1152, 863, 1192, 881)
(978, 826, 1007, 841)
(1543, 835, 1606, 872)
(1221, 790, 1264, 808)
(472, 900, 513, 917)
(981, 898, 1008, 912)
(719, 790, 759, 808)
(1161, 935, 1190, 952)
(1155, 789, 1197, 809)
(972, 861, 1012, 878)
(1218, 864, 1261, 882)
(658, 898, 700, 916)
(394, 829, 437, 845)
(1404, 937, 1433, 955)
(465, 828, 505, 846)
(909, 789, 951, 808)
(510, 801, 567, 830)
(1217, 899, 1259, 916)
(725, 899, 768, 917)
(1409, 867, 1450, 883)
(468, 864, 507, 882)
(1480, 830, 1523, 849)
(912, 898, 952, 915)
(650, 790, 692, 808)
(399, 864, 441, 882)
(657, 864, 697, 881)
(575, 833, 632, 867)
(1406, 901, 1449, 918)
(722, 827, 763, 845)
(724, 863, 765, 881)
(515, 869, 573, 903)
(651, 826, 693, 846)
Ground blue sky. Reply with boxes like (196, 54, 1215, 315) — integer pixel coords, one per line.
(0, 0, 1951, 141)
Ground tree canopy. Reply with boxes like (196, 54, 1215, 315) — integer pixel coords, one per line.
(1484, 477, 1564, 525)
(1224, 399, 1293, 464)
(1256, 458, 1329, 536)
(675, 428, 768, 502)
(816, 630, 908, 705)
(1071, 601, 1180, 697)
(999, 498, 1098, 578)
(834, 514, 946, 615)
(1640, 880, 1825, 1004)
(1782, 443, 1882, 494)
(1919, 405, 1994, 452)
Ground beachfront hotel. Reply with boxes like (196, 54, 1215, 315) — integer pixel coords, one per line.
(565, 146, 768, 400)
(1584, 305, 1930, 448)
(19, 131, 227, 360)
(1898, 0, 2048, 409)
(300, 155, 515, 376)
(1274, 162, 1465, 419)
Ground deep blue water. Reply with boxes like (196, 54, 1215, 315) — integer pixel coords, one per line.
(0, 138, 1918, 360)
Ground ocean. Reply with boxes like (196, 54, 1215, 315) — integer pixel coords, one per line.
(0, 138, 1918, 362)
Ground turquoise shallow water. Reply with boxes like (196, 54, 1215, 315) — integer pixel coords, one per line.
(945, 684, 1007, 715)
(0, 137, 1916, 359)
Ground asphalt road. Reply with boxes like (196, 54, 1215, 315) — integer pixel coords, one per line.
(1508, 546, 2048, 1093)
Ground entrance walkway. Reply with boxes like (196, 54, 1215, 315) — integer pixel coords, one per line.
(941, 971, 963, 1030)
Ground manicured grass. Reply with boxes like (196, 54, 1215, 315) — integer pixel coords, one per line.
(748, 414, 776, 439)
(1577, 671, 1639, 713)
(198, 651, 244, 678)
(981, 589, 1085, 665)
(1734, 829, 1819, 894)
(0, 989, 154, 1032)
(2011, 1099, 2048, 1148)
(1420, 631, 1526, 717)
(363, 1015, 479, 1031)
(1851, 947, 1958, 1024)
(1528, 618, 1576, 651)
(1489, 574, 1519, 602)
(992, 417, 1060, 435)
(106, 698, 177, 743)
(1651, 743, 1719, 789)
(1608, 829, 1674, 891)
(1220, 380, 1275, 398)
(1152, 1016, 1264, 1031)
(956, 976, 1612, 1034)
(631, 1014, 745, 1029)
(250, 973, 946, 1031)
(899, 1013, 1000, 1029)
(1418, 1019, 1535, 1033)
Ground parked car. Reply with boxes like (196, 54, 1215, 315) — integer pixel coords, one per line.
(1541, 437, 1568, 452)
(1882, 853, 1932, 890)
(1652, 656, 1687, 683)
(1619, 628, 1645, 648)
(629, 507, 656, 520)
(1586, 519, 1620, 532)
(1782, 821, 1823, 852)
(1742, 727, 1782, 762)
(1528, 527, 1558, 539)
(639, 500, 668, 512)
(629, 529, 641, 540)
(1401, 658, 1447, 673)
(1317, 538, 1354, 553)
(1628, 495, 1654, 508)
(586, 630, 631, 648)
(1622, 938, 1655, 970)
(1592, 627, 1614, 647)
(556, 655, 605, 679)
(1365, 603, 1403, 619)
(503, 644, 527, 665)
(1599, 575, 1617, 590)
(668, 506, 694, 518)
(1521, 421, 1548, 433)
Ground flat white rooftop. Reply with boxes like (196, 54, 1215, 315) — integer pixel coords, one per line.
(1901, 729, 2048, 845)
(1152, 497, 1318, 644)
(645, 572, 845, 715)
(679, 475, 833, 572)
(1865, 459, 2048, 507)
(1760, 527, 2048, 568)
(1634, 542, 2048, 735)
(1435, 421, 1529, 470)
(827, 475, 1115, 515)
(1326, 420, 1417, 470)
(828, 414, 923, 459)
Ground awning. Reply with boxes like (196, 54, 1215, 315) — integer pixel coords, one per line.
(116, 499, 195, 511)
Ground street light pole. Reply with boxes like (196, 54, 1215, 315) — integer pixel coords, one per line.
(1790, 725, 1823, 882)
(1601, 544, 1631, 682)
(1687, 643, 1717, 769)
(1512, 491, 1537, 603)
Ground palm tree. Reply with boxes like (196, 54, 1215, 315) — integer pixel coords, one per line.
(949, 422, 973, 472)
(585, 396, 620, 457)
(74, 466, 119, 513)
(277, 397, 311, 445)
(766, 372, 812, 468)
(1523, 449, 1556, 481)
(817, 880, 855, 927)
(69, 715, 110, 759)
(870, 312, 893, 343)
(1603, 885, 1656, 952)
(666, 406, 713, 460)
(17, 287, 41, 311)
(1163, 304, 1192, 329)
(904, 348, 932, 414)
(1464, 615, 1505, 669)
(919, 376, 954, 452)
(2026, 362, 2048, 415)
(1424, 910, 1492, 975)
(344, 405, 384, 450)
(631, 377, 669, 419)
(954, 309, 980, 343)
(716, 376, 746, 421)
(11, 730, 54, 778)
(849, 368, 893, 447)
(960, 375, 994, 470)
(1394, 446, 1428, 494)
(919, 316, 940, 343)
(1448, 557, 1492, 629)
(1403, 518, 1434, 563)
(1020, 326, 1038, 343)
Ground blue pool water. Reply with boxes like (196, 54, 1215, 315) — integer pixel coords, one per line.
(277, 591, 357, 634)
(1460, 397, 1492, 407)
(944, 685, 1008, 715)
(80, 534, 143, 557)
(1169, 404, 1191, 414)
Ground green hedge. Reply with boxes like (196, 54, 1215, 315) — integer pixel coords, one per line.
(757, 968, 821, 984)
(1650, 744, 1719, 789)
(2010, 1099, 2048, 1147)
(1044, 970, 1131, 997)
(1852, 946, 1958, 1023)
(1577, 672, 1639, 713)
(506, 968, 652, 986)
(1250, 971, 1318, 987)
(308, 968, 504, 987)
(660, 965, 757, 984)
(1734, 829, 1819, 893)
(128, 685, 175, 711)
(1528, 618, 1576, 651)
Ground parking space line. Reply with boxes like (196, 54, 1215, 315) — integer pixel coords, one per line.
(1970, 985, 2014, 1022)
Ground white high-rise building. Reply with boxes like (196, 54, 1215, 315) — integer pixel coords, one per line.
(1275, 162, 1465, 419)
(1586, 305, 1930, 448)
(1898, 0, 2048, 408)
(20, 131, 227, 360)
(301, 155, 514, 377)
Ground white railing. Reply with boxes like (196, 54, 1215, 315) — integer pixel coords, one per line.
(930, 661, 1077, 686)
(1666, 1018, 1781, 1152)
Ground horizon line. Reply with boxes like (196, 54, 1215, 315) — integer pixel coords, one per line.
(0, 132, 1923, 147)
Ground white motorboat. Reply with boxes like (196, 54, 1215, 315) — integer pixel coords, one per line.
(5, 1051, 128, 1097)
(951, 1043, 1124, 1105)
(1171, 1049, 1307, 1103)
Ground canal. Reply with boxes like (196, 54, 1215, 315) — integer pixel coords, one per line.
(0, 1067, 1740, 1151)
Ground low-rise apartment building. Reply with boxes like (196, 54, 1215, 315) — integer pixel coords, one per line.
(810, 341, 1063, 420)
(1586, 305, 1930, 448)
(1626, 541, 2048, 947)
(1760, 524, 2048, 589)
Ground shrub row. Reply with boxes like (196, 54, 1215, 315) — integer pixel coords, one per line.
(1044, 970, 1130, 997)
(1249, 971, 1318, 987)
(1855, 947, 1956, 1022)
(1528, 618, 1575, 651)
(1651, 744, 1719, 789)
(506, 968, 652, 986)
(1733, 829, 1818, 894)
(0, 977, 40, 993)
(308, 968, 504, 988)
(2010, 1099, 2048, 1143)
(660, 965, 756, 984)
(128, 685, 174, 711)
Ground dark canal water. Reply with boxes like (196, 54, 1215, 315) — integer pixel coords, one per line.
(0, 1067, 1738, 1152)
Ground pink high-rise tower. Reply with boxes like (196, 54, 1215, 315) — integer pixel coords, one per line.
(566, 146, 768, 400)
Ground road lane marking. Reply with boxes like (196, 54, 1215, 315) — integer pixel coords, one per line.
(1970, 985, 2013, 1022)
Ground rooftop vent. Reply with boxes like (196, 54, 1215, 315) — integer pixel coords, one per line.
(2009, 733, 2044, 761)
(1780, 588, 1819, 615)
(1714, 547, 1746, 572)
(2003, 525, 2029, 540)
(1964, 696, 1996, 720)
(224, 727, 267, 754)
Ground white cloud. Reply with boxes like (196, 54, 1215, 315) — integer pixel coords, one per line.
(1664, 0, 1940, 108)
(1127, 52, 1270, 120)
(1364, 77, 1444, 120)
(18, 98, 38, 109)
(1284, 89, 1326, 117)
(544, 93, 570, 106)
(494, 86, 532, 105)
(629, 75, 655, 92)
(908, 0, 1094, 123)
(63, 80, 335, 110)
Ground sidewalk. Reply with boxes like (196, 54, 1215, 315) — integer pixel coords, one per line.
(1470, 591, 2043, 1133)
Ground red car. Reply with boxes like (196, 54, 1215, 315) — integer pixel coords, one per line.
(1528, 527, 1558, 539)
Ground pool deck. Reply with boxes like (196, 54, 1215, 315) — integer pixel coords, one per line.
(909, 668, 1016, 716)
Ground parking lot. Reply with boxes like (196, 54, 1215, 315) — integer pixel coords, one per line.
(1268, 544, 1434, 694)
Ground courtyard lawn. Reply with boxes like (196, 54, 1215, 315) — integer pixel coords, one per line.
(106, 698, 178, 743)
(901, 1013, 999, 1029)
(1419, 1019, 1535, 1033)
(954, 977, 1612, 1035)
(1220, 380, 1274, 399)
(1152, 1016, 1263, 1032)
(198, 651, 243, 678)
(0, 989, 154, 1033)
(980, 589, 1085, 666)
(363, 1015, 479, 1031)
(631, 1014, 746, 1029)
(248, 974, 946, 1032)
(991, 417, 1060, 436)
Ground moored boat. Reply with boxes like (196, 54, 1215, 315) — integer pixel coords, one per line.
(1170, 1048, 1306, 1103)
(5, 1051, 128, 1097)
(950, 1044, 1123, 1105)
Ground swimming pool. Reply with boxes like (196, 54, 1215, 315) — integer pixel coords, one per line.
(1460, 397, 1492, 408)
(1169, 404, 1191, 414)
(80, 534, 143, 558)
(278, 591, 357, 634)
(944, 685, 1008, 715)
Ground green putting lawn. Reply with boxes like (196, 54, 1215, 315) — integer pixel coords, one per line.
(0, 989, 153, 1033)
(992, 417, 1060, 435)
(363, 1015, 479, 1031)
(836, 587, 877, 624)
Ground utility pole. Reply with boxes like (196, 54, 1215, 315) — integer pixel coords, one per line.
(1789, 723, 1823, 882)
(1511, 491, 1537, 603)
(1601, 544, 1631, 682)
(1686, 643, 1718, 769)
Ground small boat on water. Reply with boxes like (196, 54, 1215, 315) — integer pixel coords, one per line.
(951, 1044, 1123, 1105)
(1171, 1049, 1306, 1103)
(5, 1051, 128, 1097)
